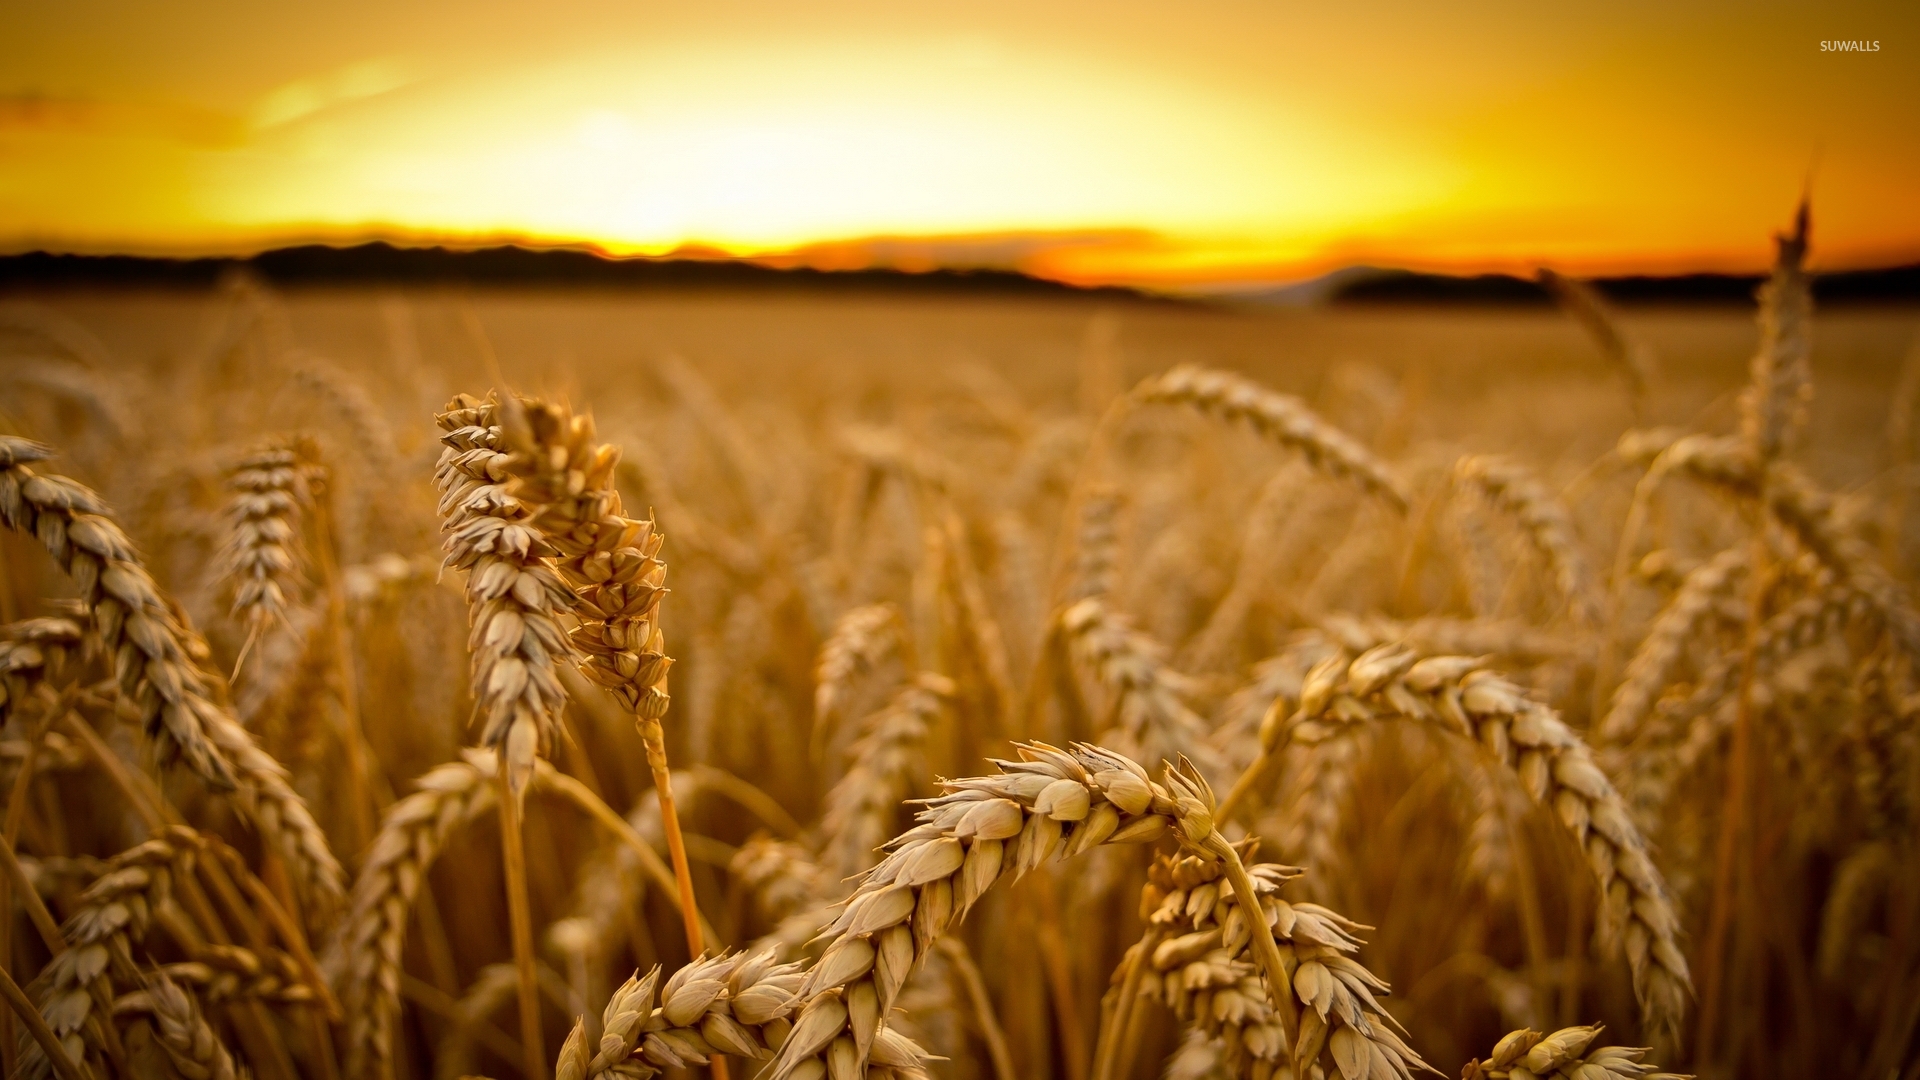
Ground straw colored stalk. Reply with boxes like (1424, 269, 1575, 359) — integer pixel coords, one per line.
(1235, 645, 1692, 1037)
(220, 442, 318, 644)
(0, 436, 343, 914)
(1460, 1024, 1688, 1080)
(821, 674, 954, 880)
(1128, 852, 1434, 1080)
(1057, 596, 1222, 782)
(1453, 455, 1598, 624)
(768, 741, 1294, 1080)
(1129, 364, 1409, 511)
(555, 952, 933, 1080)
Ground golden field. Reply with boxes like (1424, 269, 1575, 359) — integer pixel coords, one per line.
(1, 245, 1917, 1080)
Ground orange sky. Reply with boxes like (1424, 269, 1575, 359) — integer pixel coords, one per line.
(2, 1, 1917, 288)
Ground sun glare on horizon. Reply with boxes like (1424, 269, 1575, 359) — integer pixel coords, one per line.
(2, 2, 1917, 286)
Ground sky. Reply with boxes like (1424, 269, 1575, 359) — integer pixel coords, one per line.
(2, 1, 1916, 288)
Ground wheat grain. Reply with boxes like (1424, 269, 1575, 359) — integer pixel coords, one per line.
(1461, 1024, 1688, 1080)
(0, 616, 86, 723)
(120, 973, 241, 1080)
(1130, 365, 1409, 511)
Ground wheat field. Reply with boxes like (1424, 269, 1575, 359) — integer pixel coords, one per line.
(1, 219, 1918, 1080)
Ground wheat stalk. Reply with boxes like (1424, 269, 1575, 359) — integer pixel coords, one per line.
(1461, 1024, 1688, 1080)
(1130, 365, 1409, 511)
(0, 436, 343, 916)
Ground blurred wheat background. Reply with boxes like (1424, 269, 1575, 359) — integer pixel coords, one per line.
(2, 211, 1919, 1080)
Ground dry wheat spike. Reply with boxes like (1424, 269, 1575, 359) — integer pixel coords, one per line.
(1537, 268, 1656, 412)
(0, 436, 343, 912)
(333, 749, 501, 1077)
(554, 951, 932, 1080)
(1460, 1024, 1688, 1080)
(117, 973, 242, 1080)
(0, 615, 86, 723)
(20, 826, 203, 1080)
(122, 945, 317, 1007)
(769, 741, 1289, 1080)
(814, 604, 910, 752)
(1600, 547, 1749, 743)
(1258, 645, 1691, 1037)
(1738, 203, 1812, 465)
(1454, 455, 1597, 624)
(1130, 364, 1409, 511)
(219, 441, 318, 635)
(434, 393, 577, 797)
(1133, 851, 1435, 1080)
(821, 673, 954, 879)
(1058, 596, 1223, 781)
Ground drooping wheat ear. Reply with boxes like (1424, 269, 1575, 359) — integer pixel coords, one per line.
(1460, 1024, 1688, 1080)
(822, 673, 954, 880)
(334, 749, 500, 1078)
(814, 604, 909, 758)
(1536, 268, 1656, 415)
(1738, 202, 1813, 465)
(1057, 597, 1222, 782)
(769, 742, 1274, 1080)
(1066, 486, 1121, 601)
(0, 616, 86, 723)
(731, 838, 841, 960)
(220, 441, 319, 635)
(1453, 455, 1597, 624)
(1133, 852, 1435, 1080)
(131, 944, 318, 1007)
(433, 393, 575, 797)
(1265, 645, 1692, 1037)
(0, 436, 344, 913)
(1599, 547, 1749, 743)
(21, 826, 202, 1080)
(559, 951, 935, 1080)
(124, 973, 242, 1080)
(1627, 433, 1920, 656)
(1130, 364, 1409, 511)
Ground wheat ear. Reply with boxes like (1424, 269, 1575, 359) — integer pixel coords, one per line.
(220, 441, 319, 672)
(821, 674, 953, 880)
(1454, 454, 1598, 624)
(128, 973, 242, 1080)
(1057, 597, 1222, 782)
(0, 436, 343, 915)
(1130, 364, 1409, 510)
(1127, 851, 1436, 1080)
(1599, 547, 1749, 743)
(770, 741, 1296, 1080)
(1240, 645, 1692, 1037)
(1461, 1024, 1689, 1080)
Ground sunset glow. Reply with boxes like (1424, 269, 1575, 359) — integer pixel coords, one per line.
(3, 1, 1917, 287)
